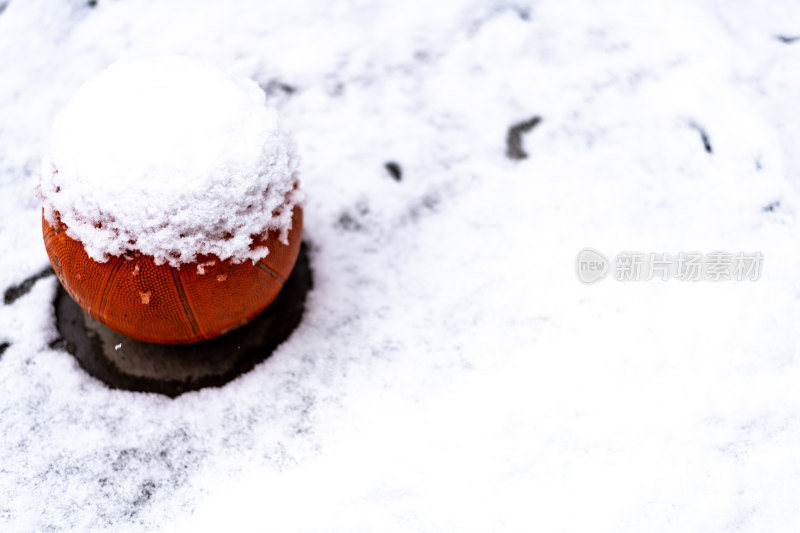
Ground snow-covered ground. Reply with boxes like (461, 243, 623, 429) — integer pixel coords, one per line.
(2, 0, 800, 530)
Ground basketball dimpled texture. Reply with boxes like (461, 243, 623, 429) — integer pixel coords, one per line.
(43, 206, 303, 344)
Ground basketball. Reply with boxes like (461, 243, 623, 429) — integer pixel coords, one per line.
(38, 57, 305, 345)
(42, 205, 303, 344)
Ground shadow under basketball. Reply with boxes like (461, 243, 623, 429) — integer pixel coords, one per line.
(52, 242, 313, 397)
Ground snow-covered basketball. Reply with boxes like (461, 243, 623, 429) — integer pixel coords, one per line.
(39, 57, 304, 343)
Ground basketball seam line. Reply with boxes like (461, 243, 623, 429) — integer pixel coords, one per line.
(98, 258, 126, 314)
(170, 268, 201, 338)
(255, 260, 286, 283)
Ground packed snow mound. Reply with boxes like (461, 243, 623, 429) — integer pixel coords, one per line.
(40, 56, 302, 267)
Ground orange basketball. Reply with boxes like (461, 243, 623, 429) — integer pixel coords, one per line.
(42, 206, 303, 344)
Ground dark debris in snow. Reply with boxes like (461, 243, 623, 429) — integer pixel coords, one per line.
(4, 266, 54, 305)
(775, 35, 800, 44)
(689, 121, 713, 154)
(260, 79, 297, 96)
(505, 115, 542, 160)
(384, 161, 402, 181)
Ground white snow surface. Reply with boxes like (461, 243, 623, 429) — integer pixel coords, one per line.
(1, 0, 800, 531)
(40, 56, 301, 266)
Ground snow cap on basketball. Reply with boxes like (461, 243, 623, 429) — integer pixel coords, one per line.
(39, 56, 302, 268)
